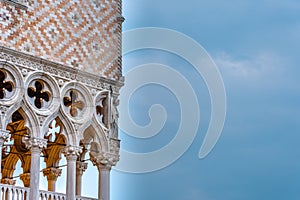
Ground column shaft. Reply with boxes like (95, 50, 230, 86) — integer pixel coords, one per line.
(76, 161, 88, 196)
(67, 156, 76, 200)
(24, 138, 47, 200)
(29, 146, 42, 200)
(76, 172, 82, 196)
(98, 166, 111, 200)
(63, 146, 81, 200)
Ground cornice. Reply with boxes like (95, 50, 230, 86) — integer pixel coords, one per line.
(0, 46, 124, 95)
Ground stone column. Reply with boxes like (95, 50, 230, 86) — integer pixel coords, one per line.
(42, 168, 62, 191)
(25, 138, 47, 200)
(90, 154, 115, 200)
(76, 161, 88, 196)
(63, 146, 82, 200)
(20, 173, 31, 187)
(0, 130, 9, 180)
(97, 164, 111, 200)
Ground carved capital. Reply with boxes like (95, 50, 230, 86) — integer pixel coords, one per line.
(109, 138, 120, 155)
(20, 173, 30, 187)
(42, 168, 62, 181)
(24, 137, 47, 150)
(76, 161, 88, 175)
(90, 152, 119, 169)
(0, 129, 9, 146)
(1, 178, 16, 185)
(62, 146, 82, 161)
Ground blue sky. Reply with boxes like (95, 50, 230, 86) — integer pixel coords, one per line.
(111, 1, 300, 200)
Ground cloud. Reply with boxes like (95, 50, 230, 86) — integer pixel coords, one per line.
(213, 51, 283, 83)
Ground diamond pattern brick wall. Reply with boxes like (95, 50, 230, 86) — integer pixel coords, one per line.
(0, 0, 123, 80)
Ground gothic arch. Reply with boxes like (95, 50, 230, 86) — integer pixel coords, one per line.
(17, 101, 40, 138)
(81, 119, 109, 154)
(54, 109, 77, 146)
(2, 109, 31, 181)
(42, 117, 67, 168)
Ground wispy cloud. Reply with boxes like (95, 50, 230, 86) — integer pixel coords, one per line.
(213, 51, 283, 82)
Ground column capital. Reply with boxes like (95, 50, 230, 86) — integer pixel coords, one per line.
(1, 178, 16, 185)
(76, 161, 88, 175)
(90, 153, 118, 170)
(42, 167, 62, 181)
(20, 173, 30, 187)
(24, 137, 47, 150)
(62, 146, 82, 160)
(0, 129, 9, 146)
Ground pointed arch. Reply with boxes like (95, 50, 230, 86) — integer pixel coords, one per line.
(81, 117, 109, 154)
(10, 102, 40, 138)
(43, 116, 67, 168)
(55, 109, 77, 146)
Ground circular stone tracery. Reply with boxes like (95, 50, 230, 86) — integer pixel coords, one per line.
(61, 82, 94, 124)
(27, 80, 50, 109)
(63, 90, 85, 117)
(0, 69, 15, 100)
(27, 80, 52, 109)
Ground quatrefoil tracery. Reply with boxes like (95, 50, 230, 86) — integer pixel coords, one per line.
(27, 80, 50, 109)
(0, 70, 14, 99)
(63, 90, 85, 117)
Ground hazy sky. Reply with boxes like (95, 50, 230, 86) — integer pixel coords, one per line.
(111, 1, 300, 200)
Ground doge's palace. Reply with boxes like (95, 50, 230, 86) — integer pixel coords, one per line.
(0, 0, 124, 199)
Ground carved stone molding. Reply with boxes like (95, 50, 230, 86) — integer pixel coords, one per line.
(0, 47, 124, 95)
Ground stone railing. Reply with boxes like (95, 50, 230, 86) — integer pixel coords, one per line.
(39, 190, 66, 200)
(76, 196, 98, 200)
(0, 184, 97, 200)
(0, 184, 29, 199)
